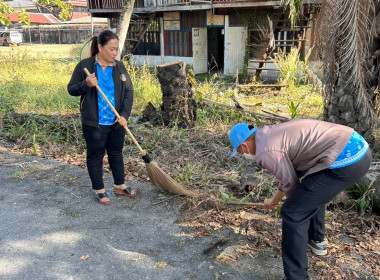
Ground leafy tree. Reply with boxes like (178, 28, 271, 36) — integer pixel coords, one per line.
(35, 0, 73, 21)
(0, 0, 72, 26)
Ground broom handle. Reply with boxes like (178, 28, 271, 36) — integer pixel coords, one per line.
(83, 68, 146, 156)
(227, 201, 281, 207)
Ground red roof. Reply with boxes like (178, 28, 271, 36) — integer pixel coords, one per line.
(66, 0, 88, 7)
(6, 13, 61, 24)
(71, 12, 90, 20)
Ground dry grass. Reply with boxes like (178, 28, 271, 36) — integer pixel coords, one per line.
(0, 43, 82, 59)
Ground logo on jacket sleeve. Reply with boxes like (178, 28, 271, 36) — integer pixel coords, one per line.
(120, 74, 127, 82)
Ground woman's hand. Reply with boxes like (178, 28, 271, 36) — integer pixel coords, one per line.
(117, 116, 127, 127)
(86, 73, 98, 88)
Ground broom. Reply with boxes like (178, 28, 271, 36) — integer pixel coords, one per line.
(84, 68, 197, 197)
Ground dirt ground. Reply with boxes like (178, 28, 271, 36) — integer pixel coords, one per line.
(0, 139, 379, 280)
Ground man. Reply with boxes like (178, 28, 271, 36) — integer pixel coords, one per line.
(229, 119, 372, 280)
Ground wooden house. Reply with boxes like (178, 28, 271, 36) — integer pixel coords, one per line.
(88, 0, 321, 76)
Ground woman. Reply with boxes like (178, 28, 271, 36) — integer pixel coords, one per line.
(67, 30, 135, 205)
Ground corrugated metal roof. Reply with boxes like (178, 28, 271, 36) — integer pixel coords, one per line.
(61, 15, 108, 24)
(6, 12, 61, 24)
(7, 0, 36, 8)
(7, 0, 89, 8)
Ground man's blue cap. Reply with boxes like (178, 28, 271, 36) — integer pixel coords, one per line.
(229, 123, 258, 158)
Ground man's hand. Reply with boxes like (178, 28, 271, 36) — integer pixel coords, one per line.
(264, 198, 276, 208)
(116, 116, 127, 127)
(86, 73, 98, 88)
(264, 190, 286, 208)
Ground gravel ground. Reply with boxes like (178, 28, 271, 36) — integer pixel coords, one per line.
(0, 142, 284, 280)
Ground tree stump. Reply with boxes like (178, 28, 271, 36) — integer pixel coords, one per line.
(156, 61, 197, 126)
(240, 166, 258, 192)
(358, 166, 380, 215)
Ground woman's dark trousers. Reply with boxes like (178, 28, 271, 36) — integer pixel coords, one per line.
(82, 124, 126, 191)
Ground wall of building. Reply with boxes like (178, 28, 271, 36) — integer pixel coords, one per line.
(131, 7, 314, 78)
(131, 55, 192, 68)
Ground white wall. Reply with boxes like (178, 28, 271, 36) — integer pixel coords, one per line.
(131, 55, 193, 68)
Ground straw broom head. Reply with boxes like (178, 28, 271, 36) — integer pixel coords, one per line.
(142, 154, 199, 197)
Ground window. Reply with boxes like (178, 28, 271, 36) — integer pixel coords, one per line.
(167, 31, 191, 57)
(131, 19, 161, 56)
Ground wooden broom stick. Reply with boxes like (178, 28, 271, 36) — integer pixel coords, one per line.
(227, 201, 281, 207)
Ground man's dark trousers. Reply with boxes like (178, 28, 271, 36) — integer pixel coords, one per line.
(281, 150, 372, 280)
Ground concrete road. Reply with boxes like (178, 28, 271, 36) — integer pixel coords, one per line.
(0, 142, 282, 280)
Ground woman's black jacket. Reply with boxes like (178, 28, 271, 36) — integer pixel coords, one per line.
(67, 56, 134, 127)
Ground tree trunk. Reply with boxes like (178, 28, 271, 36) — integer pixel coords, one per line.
(116, 0, 135, 60)
(323, 77, 376, 140)
(358, 164, 380, 215)
(324, 1, 380, 142)
(156, 61, 197, 127)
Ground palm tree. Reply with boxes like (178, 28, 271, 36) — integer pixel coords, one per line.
(281, 0, 379, 140)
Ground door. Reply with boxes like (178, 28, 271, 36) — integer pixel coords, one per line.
(224, 26, 246, 75)
(192, 27, 207, 74)
(207, 27, 224, 72)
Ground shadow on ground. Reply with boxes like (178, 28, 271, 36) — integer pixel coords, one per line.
(0, 142, 284, 280)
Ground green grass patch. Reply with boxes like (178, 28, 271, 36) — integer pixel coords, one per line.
(0, 45, 163, 116)
(123, 60, 162, 112)
(0, 47, 78, 115)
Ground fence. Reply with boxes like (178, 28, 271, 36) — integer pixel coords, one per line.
(22, 25, 108, 44)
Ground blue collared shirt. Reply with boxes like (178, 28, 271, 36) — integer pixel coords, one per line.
(96, 62, 115, 125)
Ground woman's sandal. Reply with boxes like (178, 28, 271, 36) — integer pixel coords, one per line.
(96, 192, 110, 205)
(114, 186, 136, 198)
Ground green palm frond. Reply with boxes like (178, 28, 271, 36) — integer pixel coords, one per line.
(280, 0, 304, 27)
(313, 0, 377, 124)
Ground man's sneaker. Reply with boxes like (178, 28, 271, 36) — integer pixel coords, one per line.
(308, 240, 327, 256)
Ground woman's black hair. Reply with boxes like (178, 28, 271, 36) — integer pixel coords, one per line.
(90, 30, 119, 57)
